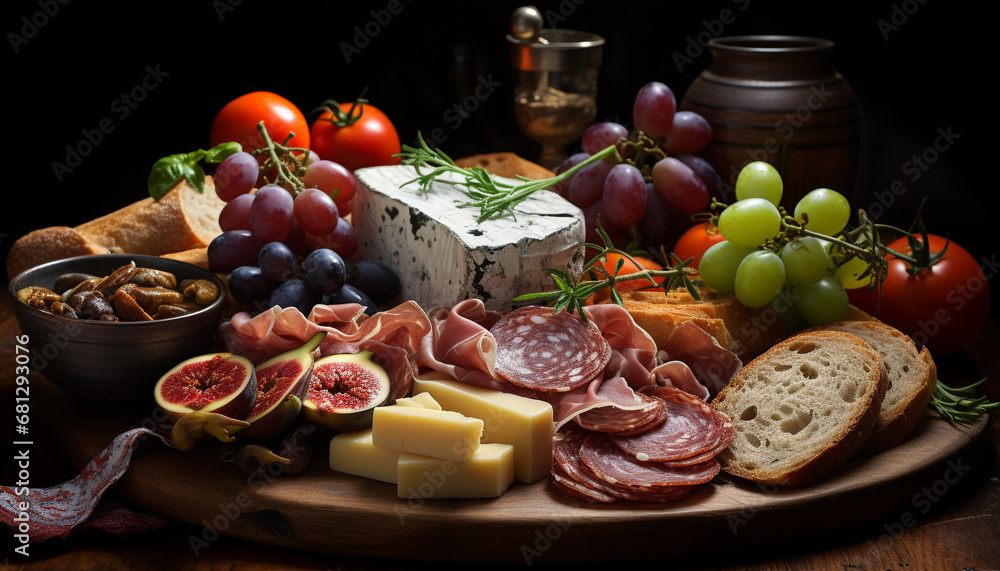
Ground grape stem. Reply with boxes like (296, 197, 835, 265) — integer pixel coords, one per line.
(252, 121, 312, 197)
(396, 133, 622, 223)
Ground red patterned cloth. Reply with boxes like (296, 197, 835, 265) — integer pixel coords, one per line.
(1, 428, 174, 540)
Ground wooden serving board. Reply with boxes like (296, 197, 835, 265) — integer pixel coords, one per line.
(41, 375, 990, 565)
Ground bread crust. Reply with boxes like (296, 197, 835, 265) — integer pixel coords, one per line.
(618, 289, 786, 358)
(6, 177, 224, 278)
(806, 320, 937, 455)
(711, 331, 889, 487)
(454, 152, 556, 180)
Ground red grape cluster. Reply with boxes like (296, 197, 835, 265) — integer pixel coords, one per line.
(551, 81, 720, 249)
(207, 151, 399, 315)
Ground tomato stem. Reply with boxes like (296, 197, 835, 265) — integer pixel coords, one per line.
(310, 87, 370, 128)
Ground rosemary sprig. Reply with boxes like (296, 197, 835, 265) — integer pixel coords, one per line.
(930, 378, 1000, 425)
(514, 225, 701, 321)
(396, 132, 621, 223)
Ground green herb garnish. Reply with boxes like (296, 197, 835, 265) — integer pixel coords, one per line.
(514, 225, 702, 321)
(148, 141, 241, 200)
(931, 378, 1000, 425)
(396, 132, 620, 223)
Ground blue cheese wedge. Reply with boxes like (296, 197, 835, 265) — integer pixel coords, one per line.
(353, 165, 585, 312)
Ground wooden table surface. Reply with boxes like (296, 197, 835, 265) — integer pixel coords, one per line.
(2, 293, 998, 570)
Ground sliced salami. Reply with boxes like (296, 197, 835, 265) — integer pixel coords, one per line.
(579, 432, 720, 488)
(490, 306, 611, 392)
(610, 386, 734, 463)
(575, 390, 666, 434)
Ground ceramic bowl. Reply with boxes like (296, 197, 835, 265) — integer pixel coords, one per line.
(8, 254, 226, 402)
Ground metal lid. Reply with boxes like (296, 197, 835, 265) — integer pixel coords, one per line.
(506, 29, 605, 71)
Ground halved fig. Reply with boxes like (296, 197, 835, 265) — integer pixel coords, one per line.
(239, 331, 327, 441)
(302, 350, 390, 432)
(154, 353, 257, 421)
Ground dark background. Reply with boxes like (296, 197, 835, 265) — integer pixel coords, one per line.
(3, 0, 996, 311)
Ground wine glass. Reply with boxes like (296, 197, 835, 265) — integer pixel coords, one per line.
(507, 9, 604, 170)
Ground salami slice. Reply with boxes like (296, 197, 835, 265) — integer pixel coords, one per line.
(491, 306, 611, 392)
(610, 386, 734, 463)
(575, 390, 666, 434)
(579, 433, 720, 488)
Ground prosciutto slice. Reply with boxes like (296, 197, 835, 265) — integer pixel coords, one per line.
(220, 301, 431, 403)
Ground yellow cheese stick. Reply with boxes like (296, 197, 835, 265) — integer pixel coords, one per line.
(413, 375, 554, 483)
(392, 392, 443, 410)
(397, 443, 514, 500)
(328, 428, 400, 484)
(372, 405, 483, 462)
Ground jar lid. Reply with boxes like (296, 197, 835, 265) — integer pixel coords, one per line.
(507, 29, 604, 71)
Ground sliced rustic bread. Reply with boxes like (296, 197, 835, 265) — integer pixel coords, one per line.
(620, 289, 785, 358)
(6, 177, 225, 278)
(806, 320, 937, 455)
(710, 331, 889, 487)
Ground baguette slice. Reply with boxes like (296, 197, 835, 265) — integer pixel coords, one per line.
(711, 331, 889, 487)
(7, 177, 224, 278)
(806, 320, 937, 455)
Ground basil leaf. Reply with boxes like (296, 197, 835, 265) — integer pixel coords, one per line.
(148, 159, 190, 201)
(184, 150, 208, 164)
(205, 142, 242, 163)
(184, 163, 207, 194)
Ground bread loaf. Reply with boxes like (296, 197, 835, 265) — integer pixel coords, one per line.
(454, 152, 556, 181)
(711, 331, 889, 487)
(806, 320, 937, 455)
(6, 177, 225, 278)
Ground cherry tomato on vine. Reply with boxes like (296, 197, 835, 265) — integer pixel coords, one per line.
(209, 92, 310, 158)
(671, 222, 727, 270)
(847, 234, 990, 357)
(309, 99, 401, 173)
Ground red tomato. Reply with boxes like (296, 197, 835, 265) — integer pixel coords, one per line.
(671, 222, 726, 270)
(209, 92, 310, 156)
(309, 102, 401, 173)
(848, 234, 990, 356)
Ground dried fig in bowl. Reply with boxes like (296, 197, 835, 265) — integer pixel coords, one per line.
(154, 353, 257, 421)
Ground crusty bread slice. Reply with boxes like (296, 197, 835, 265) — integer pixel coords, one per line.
(6, 177, 225, 278)
(806, 320, 937, 455)
(620, 288, 785, 357)
(711, 331, 889, 487)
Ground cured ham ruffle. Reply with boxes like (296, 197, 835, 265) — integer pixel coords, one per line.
(416, 299, 740, 503)
(220, 301, 431, 403)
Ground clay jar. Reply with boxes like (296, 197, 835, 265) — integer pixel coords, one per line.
(679, 35, 861, 210)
